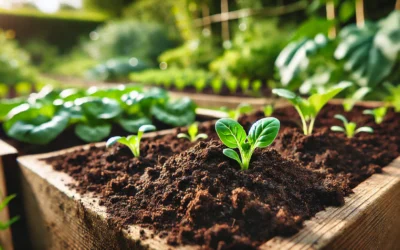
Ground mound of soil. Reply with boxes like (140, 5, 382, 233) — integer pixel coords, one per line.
(44, 104, 400, 249)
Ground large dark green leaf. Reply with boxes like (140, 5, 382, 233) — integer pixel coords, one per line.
(0, 97, 25, 121)
(151, 97, 196, 127)
(122, 87, 168, 115)
(118, 116, 152, 133)
(6, 114, 69, 145)
(77, 97, 122, 120)
(74, 123, 111, 142)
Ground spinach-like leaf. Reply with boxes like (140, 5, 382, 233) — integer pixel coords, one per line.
(77, 97, 122, 120)
(75, 123, 112, 142)
(151, 97, 196, 127)
(118, 116, 152, 133)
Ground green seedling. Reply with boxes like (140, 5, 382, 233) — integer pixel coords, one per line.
(226, 77, 238, 94)
(211, 78, 223, 94)
(363, 107, 387, 124)
(264, 104, 274, 116)
(106, 125, 156, 157)
(331, 114, 373, 138)
(251, 80, 262, 94)
(222, 103, 253, 121)
(175, 78, 186, 91)
(272, 81, 351, 135)
(240, 79, 250, 93)
(215, 117, 280, 170)
(194, 78, 207, 93)
(384, 83, 400, 112)
(343, 87, 371, 112)
(0, 193, 19, 230)
(177, 122, 208, 142)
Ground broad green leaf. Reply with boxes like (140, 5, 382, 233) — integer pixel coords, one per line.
(0, 97, 25, 121)
(151, 97, 196, 127)
(118, 117, 152, 133)
(75, 123, 112, 142)
(77, 97, 122, 120)
(343, 86, 370, 111)
(215, 118, 246, 148)
(223, 148, 242, 166)
(7, 114, 69, 145)
(308, 81, 351, 114)
(248, 117, 280, 148)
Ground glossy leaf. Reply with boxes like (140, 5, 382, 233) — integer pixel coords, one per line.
(248, 117, 280, 148)
(75, 123, 112, 142)
(215, 118, 246, 148)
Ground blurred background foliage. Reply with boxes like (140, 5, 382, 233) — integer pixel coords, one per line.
(0, 0, 398, 99)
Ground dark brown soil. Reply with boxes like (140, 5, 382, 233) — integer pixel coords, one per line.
(43, 104, 400, 249)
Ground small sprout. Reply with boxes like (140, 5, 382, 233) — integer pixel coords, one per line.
(240, 79, 250, 93)
(215, 117, 280, 170)
(331, 114, 373, 138)
(194, 78, 207, 93)
(226, 77, 238, 94)
(343, 87, 371, 112)
(264, 104, 274, 116)
(272, 81, 351, 135)
(222, 103, 253, 121)
(384, 83, 400, 112)
(251, 80, 262, 94)
(211, 78, 223, 94)
(177, 122, 208, 142)
(363, 107, 387, 124)
(106, 125, 156, 157)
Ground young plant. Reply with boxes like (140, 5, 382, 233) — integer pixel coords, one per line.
(331, 114, 373, 138)
(363, 107, 387, 124)
(211, 78, 223, 94)
(343, 87, 371, 112)
(194, 78, 207, 93)
(215, 117, 280, 170)
(384, 83, 400, 112)
(0, 193, 19, 230)
(222, 103, 253, 121)
(226, 77, 238, 94)
(175, 78, 186, 91)
(251, 80, 262, 94)
(272, 81, 351, 135)
(240, 79, 250, 93)
(106, 125, 156, 157)
(264, 104, 274, 116)
(177, 122, 208, 142)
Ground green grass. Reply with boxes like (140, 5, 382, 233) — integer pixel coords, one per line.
(0, 8, 109, 22)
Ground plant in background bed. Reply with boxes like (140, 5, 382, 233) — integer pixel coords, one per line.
(251, 80, 262, 95)
(240, 79, 250, 94)
(215, 117, 280, 170)
(211, 78, 223, 94)
(151, 97, 197, 127)
(385, 83, 400, 112)
(363, 107, 388, 124)
(221, 103, 253, 121)
(331, 114, 373, 138)
(272, 81, 351, 135)
(194, 78, 207, 93)
(177, 122, 208, 142)
(0, 193, 19, 230)
(226, 77, 238, 94)
(106, 125, 156, 157)
(343, 87, 371, 112)
(264, 104, 274, 117)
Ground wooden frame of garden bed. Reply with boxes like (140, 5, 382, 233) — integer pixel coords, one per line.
(17, 125, 400, 249)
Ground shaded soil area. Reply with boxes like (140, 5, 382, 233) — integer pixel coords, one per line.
(0, 114, 213, 155)
(44, 104, 400, 249)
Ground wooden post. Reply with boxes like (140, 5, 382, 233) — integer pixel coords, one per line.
(326, 0, 336, 38)
(201, 3, 212, 34)
(220, 0, 230, 42)
(355, 0, 365, 28)
(396, 0, 400, 10)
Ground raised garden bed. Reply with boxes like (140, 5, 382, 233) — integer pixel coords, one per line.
(16, 103, 400, 249)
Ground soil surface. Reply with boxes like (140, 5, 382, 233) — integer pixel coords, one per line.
(44, 104, 400, 249)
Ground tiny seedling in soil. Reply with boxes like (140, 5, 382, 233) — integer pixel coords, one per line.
(272, 81, 351, 135)
(264, 104, 274, 116)
(222, 103, 253, 121)
(106, 125, 156, 157)
(331, 114, 373, 138)
(363, 107, 388, 124)
(343, 87, 371, 112)
(215, 117, 280, 170)
(177, 122, 208, 142)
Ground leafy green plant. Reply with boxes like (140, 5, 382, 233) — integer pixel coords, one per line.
(251, 80, 262, 94)
(272, 81, 351, 135)
(222, 103, 253, 121)
(331, 114, 373, 138)
(106, 125, 156, 157)
(0, 194, 19, 230)
(343, 87, 371, 112)
(151, 97, 197, 127)
(211, 78, 223, 94)
(385, 83, 400, 112)
(194, 78, 207, 93)
(240, 79, 250, 93)
(177, 122, 208, 142)
(264, 104, 274, 116)
(226, 77, 238, 94)
(215, 117, 280, 170)
(363, 107, 388, 124)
